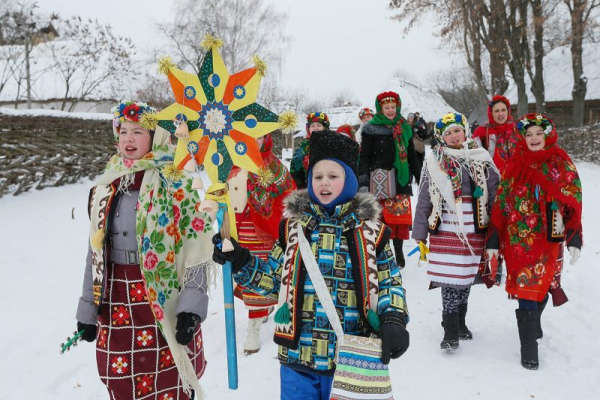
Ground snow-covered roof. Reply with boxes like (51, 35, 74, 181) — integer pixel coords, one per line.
(505, 42, 600, 103)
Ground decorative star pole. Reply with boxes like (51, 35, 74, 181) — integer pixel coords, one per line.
(155, 35, 296, 390)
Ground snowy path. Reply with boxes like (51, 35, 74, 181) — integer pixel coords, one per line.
(0, 162, 598, 400)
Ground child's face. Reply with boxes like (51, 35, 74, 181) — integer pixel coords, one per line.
(360, 114, 373, 123)
(491, 102, 508, 124)
(443, 126, 466, 148)
(525, 126, 545, 151)
(382, 103, 397, 120)
(311, 160, 345, 205)
(118, 121, 152, 160)
(308, 122, 325, 135)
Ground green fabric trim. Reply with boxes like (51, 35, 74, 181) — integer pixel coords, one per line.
(370, 101, 413, 187)
(367, 309, 381, 332)
(473, 186, 483, 199)
(274, 303, 291, 324)
(335, 363, 389, 376)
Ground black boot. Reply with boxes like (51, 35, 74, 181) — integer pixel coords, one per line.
(440, 312, 459, 350)
(393, 239, 405, 268)
(516, 309, 539, 370)
(458, 304, 473, 340)
(536, 295, 549, 339)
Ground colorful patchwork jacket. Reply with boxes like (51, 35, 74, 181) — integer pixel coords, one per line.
(233, 190, 408, 373)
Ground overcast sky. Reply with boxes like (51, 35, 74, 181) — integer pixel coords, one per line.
(40, 0, 456, 106)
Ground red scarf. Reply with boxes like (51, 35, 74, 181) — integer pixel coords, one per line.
(491, 129, 582, 267)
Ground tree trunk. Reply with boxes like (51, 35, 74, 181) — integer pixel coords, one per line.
(489, 0, 509, 95)
(568, 0, 587, 126)
(25, 40, 32, 109)
(530, 0, 546, 112)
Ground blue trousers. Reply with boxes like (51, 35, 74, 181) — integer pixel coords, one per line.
(519, 294, 550, 310)
(280, 364, 333, 400)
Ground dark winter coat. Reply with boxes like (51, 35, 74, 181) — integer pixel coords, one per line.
(358, 123, 422, 196)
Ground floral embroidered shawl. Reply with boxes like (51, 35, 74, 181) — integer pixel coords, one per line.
(89, 126, 213, 396)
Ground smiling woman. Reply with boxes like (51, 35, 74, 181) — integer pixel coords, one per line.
(75, 100, 215, 399)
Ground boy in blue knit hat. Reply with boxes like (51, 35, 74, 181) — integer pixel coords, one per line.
(213, 130, 409, 399)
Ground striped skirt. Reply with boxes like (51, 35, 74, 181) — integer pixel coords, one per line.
(427, 197, 484, 288)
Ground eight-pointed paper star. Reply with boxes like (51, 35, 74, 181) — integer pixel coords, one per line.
(156, 45, 280, 184)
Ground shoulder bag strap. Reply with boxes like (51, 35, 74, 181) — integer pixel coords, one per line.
(296, 225, 345, 342)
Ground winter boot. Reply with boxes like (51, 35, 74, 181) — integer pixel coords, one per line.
(516, 309, 539, 370)
(393, 239, 405, 268)
(243, 317, 264, 355)
(458, 304, 473, 340)
(440, 312, 460, 351)
(536, 295, 549, 339)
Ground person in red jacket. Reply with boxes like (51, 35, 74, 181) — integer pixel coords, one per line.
(472, 95, 519, 172)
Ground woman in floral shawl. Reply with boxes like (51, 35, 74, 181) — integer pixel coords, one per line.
(488, 113, 583, 370)
(75, 101, 214, 399)
(413, 112, 499, 351)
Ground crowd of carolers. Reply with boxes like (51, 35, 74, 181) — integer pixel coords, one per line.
(74, 91, 583, 400)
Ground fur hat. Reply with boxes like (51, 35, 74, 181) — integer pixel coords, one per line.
(434, 112, 470, 143)
(306, 111, 330, 129)
(308, 130, 359, 176)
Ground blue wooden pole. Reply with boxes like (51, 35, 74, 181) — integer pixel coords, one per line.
(222, 260, 238, 389)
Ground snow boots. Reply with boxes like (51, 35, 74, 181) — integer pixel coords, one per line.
(440, 312, 459, 350)
(244, 316, 265, 355)
(458, 304, 473, 340)
(516, 309, 539, 370)
(536, 295, 549, 339)
(393, 239, 405, 268)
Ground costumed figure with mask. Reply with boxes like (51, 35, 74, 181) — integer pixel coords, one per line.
(226, 133, 296, 355)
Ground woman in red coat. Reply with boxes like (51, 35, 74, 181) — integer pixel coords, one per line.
(472, 95, 519, 172)
(487, 113, 583, 370)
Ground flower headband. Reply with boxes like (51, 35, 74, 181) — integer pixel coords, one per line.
(434, 112, 468, 138)
(111, 101, 157, 139)
(516, 113, 553, 136)
(306, 111, 330, 128)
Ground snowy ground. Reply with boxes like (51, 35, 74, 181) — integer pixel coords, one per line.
(0, 162, 599, 400)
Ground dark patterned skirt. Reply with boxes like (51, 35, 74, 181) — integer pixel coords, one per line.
(96, 262, 206, 400)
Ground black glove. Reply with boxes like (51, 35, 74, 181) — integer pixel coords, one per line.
(380, 313, 409, 364)
(175, 312, 201, 345)
(77, 321, 97, 342)
(212, 234, 252, 271)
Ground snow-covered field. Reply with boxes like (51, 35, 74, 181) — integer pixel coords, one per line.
(0, 163, 599, 400)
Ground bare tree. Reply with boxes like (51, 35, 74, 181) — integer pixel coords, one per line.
(46, 16, 137, 111)
(158, 0, 289, 75)
(0, 1, 57, 108)
(434, 68, 488, 118)
(562, 0, 600, 126)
